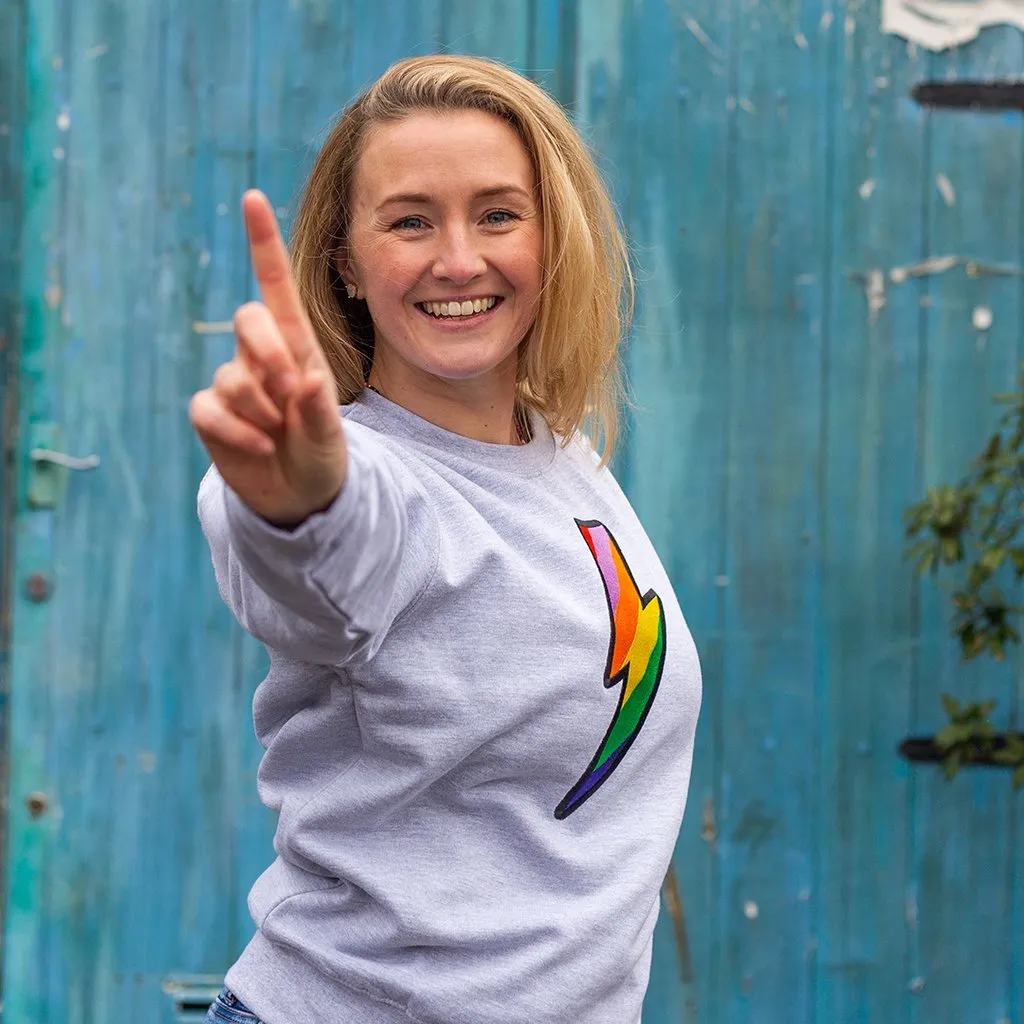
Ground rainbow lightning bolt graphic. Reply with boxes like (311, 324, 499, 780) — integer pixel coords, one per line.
(554, 520, 668, 820)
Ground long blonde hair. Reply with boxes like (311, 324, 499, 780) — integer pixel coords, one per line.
(290, 54, 633, 459)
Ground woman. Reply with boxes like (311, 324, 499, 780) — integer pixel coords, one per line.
(191, 54, 701, 1024)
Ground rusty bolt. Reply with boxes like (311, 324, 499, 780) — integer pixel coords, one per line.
(24, 573, 53, 603)
(25, 791, 48, 818)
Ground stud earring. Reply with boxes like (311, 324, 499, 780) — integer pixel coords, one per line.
(345, 283, 357, 299)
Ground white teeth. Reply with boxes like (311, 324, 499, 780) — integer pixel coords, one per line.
(421, 297, 498, 318)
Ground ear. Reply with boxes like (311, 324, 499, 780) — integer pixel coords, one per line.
(335, 253, 364, 301)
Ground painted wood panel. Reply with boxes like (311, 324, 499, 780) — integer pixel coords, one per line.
(2, 1, 1023, 1022)
(817, 6, 928, 1022)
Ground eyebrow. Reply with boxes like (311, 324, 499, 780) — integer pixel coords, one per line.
(375, 185, 533, 210)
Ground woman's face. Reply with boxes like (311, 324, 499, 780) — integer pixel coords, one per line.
(344, 109, 543, 396)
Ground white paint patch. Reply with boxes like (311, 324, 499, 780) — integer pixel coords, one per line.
(846, 14, 856, 34)
(935, 172, 956, 206)
(85, 42, 109, 59)
(859, 179, 876, 199)
(57, 109, 70, 131)
(972, 305, 994, 331)
(821, 10, 834, 30)
(685, 16, 725, 59)
(883, 0, 1024, 51)
(744, 901, 759, 920)
(795, 31, 809, 49)
(193, 321, 234, 335)
(864, 268, 887, 321)
(714, 575, 730, 587)
(890, 254, 959, 283)
(199, 249, 211, 269)
(53, 147, 65, 161)
(739, 97, 756, 115)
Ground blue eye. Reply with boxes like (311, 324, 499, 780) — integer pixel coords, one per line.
(393, 216, 426, 231)
(485, 210, 516, 225)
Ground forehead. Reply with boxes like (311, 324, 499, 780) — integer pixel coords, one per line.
(352, 109, 536, 205)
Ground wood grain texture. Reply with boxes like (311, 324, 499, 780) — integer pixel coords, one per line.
(815, 5, 928, 1022)
(0, 0, 25, 978)
(910, 25, 1024, 1024)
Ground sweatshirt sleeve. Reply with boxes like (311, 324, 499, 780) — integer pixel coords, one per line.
(197, 424, 439, 666)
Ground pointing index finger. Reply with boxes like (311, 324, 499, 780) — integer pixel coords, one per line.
(243, 190, 317, 366)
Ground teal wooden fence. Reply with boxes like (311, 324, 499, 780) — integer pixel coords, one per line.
(2, 1, 1022, 1021)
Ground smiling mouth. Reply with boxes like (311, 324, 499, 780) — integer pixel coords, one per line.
(416, 296, 502, 320)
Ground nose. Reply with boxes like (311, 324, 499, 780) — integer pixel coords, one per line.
(431, 225, 487, 285)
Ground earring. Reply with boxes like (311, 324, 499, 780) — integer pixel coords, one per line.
(345, 283, 357, 299)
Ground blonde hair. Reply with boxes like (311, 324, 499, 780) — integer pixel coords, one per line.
(290, 54, 633, 459)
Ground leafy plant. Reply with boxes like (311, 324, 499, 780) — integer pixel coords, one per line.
(904, 366, 1024, 786)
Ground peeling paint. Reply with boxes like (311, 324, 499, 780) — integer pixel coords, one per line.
(883, 0, 1024, 50)
(794, 31, 809, 49)
(85, 42, 109, 59)
(935, 172, 956, 206)
(972, 305, 993, 331)
(859, 178, 876, 200)
(744, 900, 759, 920)
(684, 16, 725, 60)
(852, 268, 887, 322)
(661, 864, 696, 987)
(193, 321, 234, 335)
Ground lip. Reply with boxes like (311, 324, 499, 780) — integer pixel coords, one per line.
(416, 294, 503, 305)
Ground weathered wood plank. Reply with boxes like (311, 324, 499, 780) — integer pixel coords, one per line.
(816, 4, 930, 1022)
(442, 0, 531, 71)
(0, 0, 26, 960)
(910, 25, 1024, 1023)
(5, 0, 72, 1015)
(713, 0, 834, 1018)
(599, 1, 734, 1020)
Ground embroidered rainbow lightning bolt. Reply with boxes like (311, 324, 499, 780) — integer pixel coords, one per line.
(554, 520, 667, 819)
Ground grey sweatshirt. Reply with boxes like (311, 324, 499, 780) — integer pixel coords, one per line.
(199, 390, 702, 1024)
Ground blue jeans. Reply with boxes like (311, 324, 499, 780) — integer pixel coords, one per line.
(204, 987, 265, 1024)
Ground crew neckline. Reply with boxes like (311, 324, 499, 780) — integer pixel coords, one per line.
(346, 388, 557, 476)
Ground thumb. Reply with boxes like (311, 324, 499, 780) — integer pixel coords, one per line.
(295, 370, 343, 445)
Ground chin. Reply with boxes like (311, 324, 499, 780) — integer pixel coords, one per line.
(416, 345, 520, 383)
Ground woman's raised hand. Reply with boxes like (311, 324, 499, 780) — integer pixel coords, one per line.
(190, 191, 347, 527)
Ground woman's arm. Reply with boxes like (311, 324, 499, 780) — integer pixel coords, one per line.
(190, 192, 436, 664)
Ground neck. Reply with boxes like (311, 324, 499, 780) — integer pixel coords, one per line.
(368, 358, 522, 446)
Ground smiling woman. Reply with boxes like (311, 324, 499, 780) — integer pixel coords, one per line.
(188, 54, 702, 1024)
(342, 108, 544, 443)
(290, 54, 631, 455)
